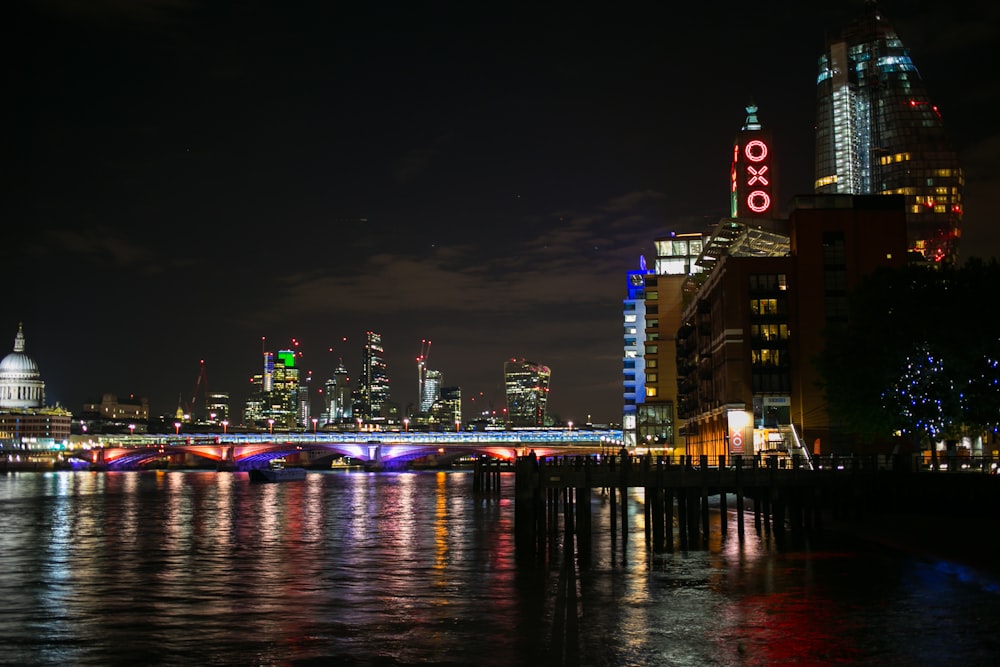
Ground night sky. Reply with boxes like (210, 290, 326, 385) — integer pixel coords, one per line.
(8, 1, 999, 426)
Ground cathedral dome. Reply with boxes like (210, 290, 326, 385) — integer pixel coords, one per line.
(0, 324, 45, 410)
(0, 350, 39, 375)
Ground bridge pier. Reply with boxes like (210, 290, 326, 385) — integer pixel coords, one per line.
(217, 445, 236, 471)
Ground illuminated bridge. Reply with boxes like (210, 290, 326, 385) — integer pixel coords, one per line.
(71, 428, 625, 471)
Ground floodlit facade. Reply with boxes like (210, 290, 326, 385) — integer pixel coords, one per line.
(814, 2, 963, 264)
(420, 369, 442, 413)
(676, 195, 908, 460)
(625, 233, 704, 452)
(622, 258, 653, 447)
(0, 323, 72, 447)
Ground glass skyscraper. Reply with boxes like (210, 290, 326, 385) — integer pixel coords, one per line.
(814, 2, 963, 265)
(504, 359, 550, 428)
(358, 331, 389, 424)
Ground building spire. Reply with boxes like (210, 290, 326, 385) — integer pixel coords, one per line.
(13, 322, 25, 353)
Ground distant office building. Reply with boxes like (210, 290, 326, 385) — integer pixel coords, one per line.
(814, 3, 963, 264)
(268, 349, 300, 428)
(243, 391, 264, 428)
(434, 386, 462, 428)
(205, 392, 229, 424)
(80, 393, 149, 421)
(357, 331, 389, 424)
(245, 346, 300, 429)
(323, 360, 351, 425)
(78, 393, 149, 434)
(0, 323, 72, 447)
(298, 373, 312, 429)
(504, 359, 550, 428)
(262, 351, 275, 393)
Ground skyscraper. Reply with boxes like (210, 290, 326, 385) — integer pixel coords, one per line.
(814, 1, 963, 265)
(357, 331, 389, 424)
(244, 346, 300, 429)
(504, 359, 550, 428)
(416, 339, 433, 413)
(421, 369, 442, 413)
(323, 360, 351, 425)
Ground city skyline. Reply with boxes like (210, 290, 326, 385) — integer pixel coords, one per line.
(10, 1, 998, 425)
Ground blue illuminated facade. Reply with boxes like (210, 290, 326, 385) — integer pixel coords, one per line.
(622, 257, 653, 447)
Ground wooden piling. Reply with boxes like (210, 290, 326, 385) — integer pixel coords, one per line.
(513, 452, 991, 566)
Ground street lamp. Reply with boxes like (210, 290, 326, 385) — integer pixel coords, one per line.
(455, 420, 461, 432)
(222, 420, 228, 434)
(174, 422, 181, 435)
(357, 418, 363, 432)
(403, 418, 409, 432)
(312, 417, 318, 440)
(268, 419, 274, 436)
(128, 424, 135, 438)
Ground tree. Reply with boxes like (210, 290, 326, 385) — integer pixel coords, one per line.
(882, 343, 963, 447)
(816, 259, 1000, 450)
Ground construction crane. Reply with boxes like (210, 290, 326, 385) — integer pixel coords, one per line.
(417, 339, 431, 412)
(185, 359, 208, 419)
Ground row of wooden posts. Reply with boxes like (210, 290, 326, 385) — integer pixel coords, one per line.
(511, 453, 811, 561)
(495, 451, 1000, 563)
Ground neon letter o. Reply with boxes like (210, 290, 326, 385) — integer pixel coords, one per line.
(747, 191, 771, 213)
(744, 140, 768, 163)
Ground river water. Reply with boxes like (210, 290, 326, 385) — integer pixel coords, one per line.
(1, 469, 998, 666)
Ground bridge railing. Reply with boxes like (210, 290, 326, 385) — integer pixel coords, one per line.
(70, 427, 625, 449)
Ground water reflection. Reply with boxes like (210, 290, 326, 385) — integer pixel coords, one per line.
(0, 469, 997, 666)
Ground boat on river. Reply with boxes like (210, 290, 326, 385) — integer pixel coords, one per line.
(249, 459, 307, 483)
